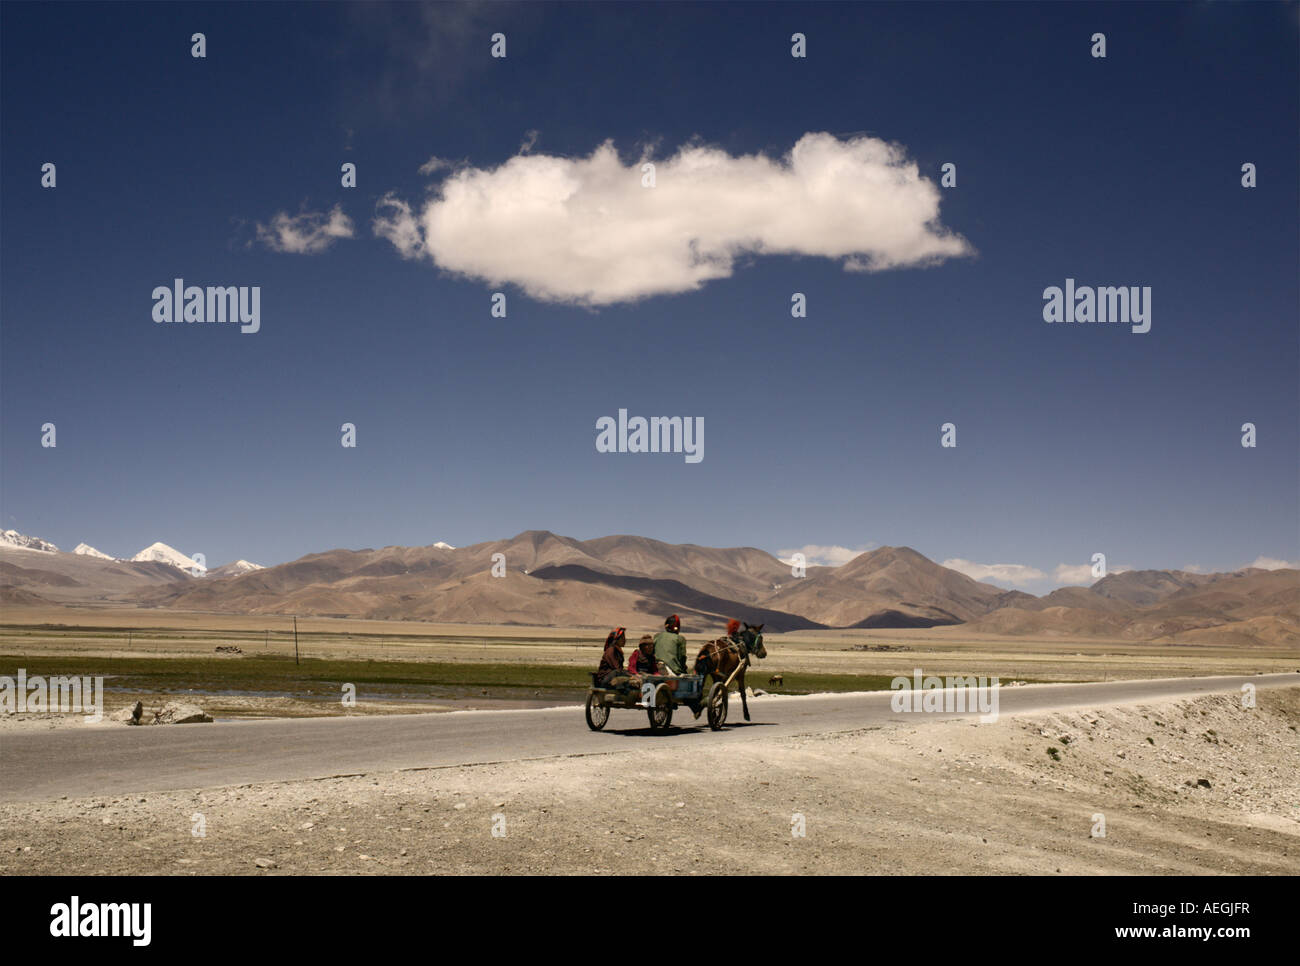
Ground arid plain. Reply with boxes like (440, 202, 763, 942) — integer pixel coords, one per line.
(4, 604, 1298, 718)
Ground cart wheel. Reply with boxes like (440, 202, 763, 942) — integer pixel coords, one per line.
(585, 691, 610, 731)
(706, 682, 728, 731)
(647, 684, 674, 732)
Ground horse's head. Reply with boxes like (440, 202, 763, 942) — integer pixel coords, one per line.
(742, 622, 767, 659)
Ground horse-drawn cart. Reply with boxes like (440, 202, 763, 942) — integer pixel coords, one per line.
(585, 672, 729, 732)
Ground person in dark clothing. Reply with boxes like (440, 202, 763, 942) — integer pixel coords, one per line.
(628, 634, 662, 677)
(597, 627, 627, 687)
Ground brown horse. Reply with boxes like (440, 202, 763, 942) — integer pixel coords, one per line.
(693, 622, 767, 721)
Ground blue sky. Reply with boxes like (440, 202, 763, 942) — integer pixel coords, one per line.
(2, 1, 1297, 591)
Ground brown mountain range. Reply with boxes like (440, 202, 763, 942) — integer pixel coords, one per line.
(1, 533, 1295, 643)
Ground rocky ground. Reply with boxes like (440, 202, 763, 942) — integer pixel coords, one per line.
(2, 687, 1296, 875)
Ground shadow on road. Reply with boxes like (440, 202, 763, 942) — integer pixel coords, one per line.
(599, 721, 778, 737)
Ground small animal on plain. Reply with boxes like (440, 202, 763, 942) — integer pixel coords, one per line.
(768, 674, 784, 686)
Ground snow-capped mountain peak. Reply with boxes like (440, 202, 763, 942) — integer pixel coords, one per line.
(433, 541, 456, 550)
(131, 541, 205, 573)
(0, 529, 58, 553)
(209, 559, 263, 577)
(74, 543, 116, 560)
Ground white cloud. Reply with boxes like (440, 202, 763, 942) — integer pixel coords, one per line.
(1052, 562, 1130, 585)
(418, 156, 457, 176)
(777, 543, 875, 568)
(373, 132, 973, 305)
(942, 558, 1046, 588)
(1053, 563, 1097, 585)
(257, 205, 354, 254)
(373, 195, 425, 258)
(1249, 556, 1298, 570)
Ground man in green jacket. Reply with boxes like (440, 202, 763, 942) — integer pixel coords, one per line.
(653, 614, 688, 675)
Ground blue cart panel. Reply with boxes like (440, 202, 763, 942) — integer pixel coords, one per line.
(643, 674, 703, 700)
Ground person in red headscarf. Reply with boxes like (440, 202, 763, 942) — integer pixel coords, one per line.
(596, 627, 627, 687)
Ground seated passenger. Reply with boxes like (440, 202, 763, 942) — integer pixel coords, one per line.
(627, 635, 662, 677)
(596, 627, 628, 687)
(653, 614, 689, 675)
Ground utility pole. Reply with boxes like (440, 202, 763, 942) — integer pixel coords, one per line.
(294, 616, 300, 665)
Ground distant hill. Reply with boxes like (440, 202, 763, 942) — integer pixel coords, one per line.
(964, 568, 1299, 645)
(0, 548, 192, 603)
(1, 529, 1294, 643)
(0, 530, 263, 601)
(760, 546, 1005, 626)
(126, 531, 822, 631)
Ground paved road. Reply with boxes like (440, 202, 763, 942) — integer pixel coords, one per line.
(2, 673, 1295, 802)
